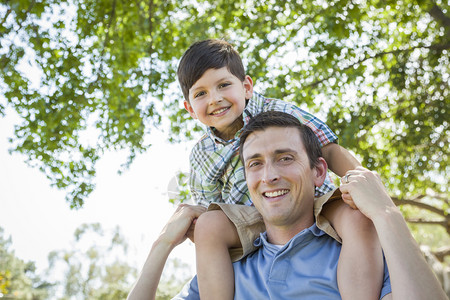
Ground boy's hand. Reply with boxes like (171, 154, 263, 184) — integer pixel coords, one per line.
(339, 167, 396, 220)
(158, 204, 206, 248)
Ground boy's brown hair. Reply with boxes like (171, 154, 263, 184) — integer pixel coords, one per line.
(177, 39, 246, 101)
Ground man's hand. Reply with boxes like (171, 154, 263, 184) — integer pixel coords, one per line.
(158, 204, 207, 248)
(339, 167, 397, 221)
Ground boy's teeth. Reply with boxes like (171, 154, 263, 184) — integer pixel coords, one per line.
(264, 190, 288, 198)
(212, 107, 227, 115)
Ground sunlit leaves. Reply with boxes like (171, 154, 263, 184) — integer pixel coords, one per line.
(0, 0, 448, 211)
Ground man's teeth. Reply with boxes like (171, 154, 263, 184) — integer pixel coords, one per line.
(264, 190, 289, 198)
(211, 107, 228, 115)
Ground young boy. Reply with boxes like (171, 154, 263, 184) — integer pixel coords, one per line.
(178, 39, 383, 300)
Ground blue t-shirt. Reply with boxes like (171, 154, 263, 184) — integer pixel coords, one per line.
(174, 224, 392, 299)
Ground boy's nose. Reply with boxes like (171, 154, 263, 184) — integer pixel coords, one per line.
(209, 91, 223, 105)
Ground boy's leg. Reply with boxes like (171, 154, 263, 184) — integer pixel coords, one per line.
(322, 199, 384, 300)
(194, 209, 240, 300)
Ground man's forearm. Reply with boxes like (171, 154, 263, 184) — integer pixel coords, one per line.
(372, 207, 447, 300)
(127, 238, 174, 300)
(127, 204, 205, 300)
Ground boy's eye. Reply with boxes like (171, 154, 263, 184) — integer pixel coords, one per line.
(194, 91, 206, 98)
(219, 82, 230, 88)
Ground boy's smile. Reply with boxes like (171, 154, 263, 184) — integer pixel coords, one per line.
(184, 67, 253, 140)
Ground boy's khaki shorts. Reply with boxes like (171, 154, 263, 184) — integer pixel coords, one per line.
(207, 188, 342, 262)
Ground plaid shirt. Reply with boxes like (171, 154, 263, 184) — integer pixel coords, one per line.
(189, 92, 338, 207)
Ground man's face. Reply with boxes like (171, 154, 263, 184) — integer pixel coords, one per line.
(242, 127, 325, 230)
(184, 67, 253, 140)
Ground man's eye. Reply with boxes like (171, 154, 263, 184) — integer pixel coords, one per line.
(248, 161, 261, 168)
(280, 156, 293, 162)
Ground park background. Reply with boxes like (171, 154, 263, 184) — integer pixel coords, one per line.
(0, 0, 449, 299)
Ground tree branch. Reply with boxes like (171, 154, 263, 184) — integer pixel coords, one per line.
(100, 0, 117, 60)
(148, 0, 154, 58)
(433, 246, 450, 262)
(406, 218, 450, 235)
(393, 196, 450, 235)
(392, 197, 448, 217)
(0, 7, 12, 28)
(429, 4, 450, 28)
(405, 218, 447, 226)
(304, 43, 450, 89)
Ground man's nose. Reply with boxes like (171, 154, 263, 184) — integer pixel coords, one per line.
(262, 164, 279, 184)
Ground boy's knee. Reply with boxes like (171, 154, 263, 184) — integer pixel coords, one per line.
(194, 210, 233, 243)
(341, 208, 377, 238)
(345, 208, 371, 225)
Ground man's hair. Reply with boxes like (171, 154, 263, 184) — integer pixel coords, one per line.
(239, 111, 323, 168)
(177, 39, 246, 101)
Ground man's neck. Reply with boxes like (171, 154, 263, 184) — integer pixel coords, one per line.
(265, 216, 315, 245)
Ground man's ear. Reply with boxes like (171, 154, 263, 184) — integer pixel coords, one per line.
(184, 100, 197, 119)
(313, 157, 328, 187)
(243, 75, 254, 99)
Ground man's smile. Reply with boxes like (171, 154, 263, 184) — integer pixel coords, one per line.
(263, 189, 289, 198)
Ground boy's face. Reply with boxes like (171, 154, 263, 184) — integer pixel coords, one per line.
(184, 67, 253, 139)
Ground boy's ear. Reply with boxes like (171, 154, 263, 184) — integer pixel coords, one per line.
(243, 75, 254, 99)
(313, 157, 328, 187)
(184, 100, 197, 119)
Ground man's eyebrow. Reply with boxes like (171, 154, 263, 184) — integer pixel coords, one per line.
(274, 148, 297, 155)
(244, 152, 261, 162)
(244, 148, 297, 162)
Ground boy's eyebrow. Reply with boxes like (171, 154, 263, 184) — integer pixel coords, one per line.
(190, 75, 235, 92)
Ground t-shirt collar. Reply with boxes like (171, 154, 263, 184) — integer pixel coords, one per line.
(254, 223, 326, 255)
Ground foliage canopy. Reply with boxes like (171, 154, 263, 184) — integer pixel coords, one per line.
(1, 0, 448, 242)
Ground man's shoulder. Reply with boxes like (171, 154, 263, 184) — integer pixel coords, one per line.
(171, 276, 199, 300)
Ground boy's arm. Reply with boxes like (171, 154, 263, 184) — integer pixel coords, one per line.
(286, 103, 359, 177)
(321, 143, 361, 177)
(340, 167, 447, 300)
(127, 204, 206, 300)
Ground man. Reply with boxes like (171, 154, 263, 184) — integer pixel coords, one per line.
(128, 111, 447, 300)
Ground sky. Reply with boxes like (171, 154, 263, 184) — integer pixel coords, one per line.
(0, 109, 198, 278)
